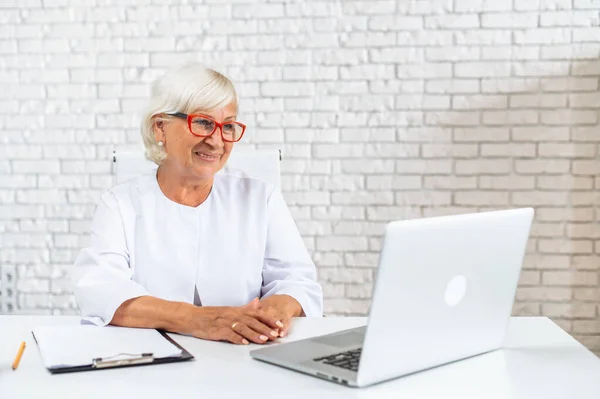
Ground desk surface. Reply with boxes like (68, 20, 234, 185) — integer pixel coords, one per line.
(1, 316, 599, 398)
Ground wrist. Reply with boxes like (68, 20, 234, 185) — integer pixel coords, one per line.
(169, 301, 201, 334)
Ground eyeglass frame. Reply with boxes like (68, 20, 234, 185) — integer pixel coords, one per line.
(167, 112, 247, 143)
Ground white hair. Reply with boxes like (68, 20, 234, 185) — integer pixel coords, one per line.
(140, 63, 238, 164)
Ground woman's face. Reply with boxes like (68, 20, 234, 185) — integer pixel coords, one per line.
(156, 102, 237, 180)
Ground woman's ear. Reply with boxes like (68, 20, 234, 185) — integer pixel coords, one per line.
(153, 116, 166, 144)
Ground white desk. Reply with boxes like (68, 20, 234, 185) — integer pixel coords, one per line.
(1, 316, 599, 398)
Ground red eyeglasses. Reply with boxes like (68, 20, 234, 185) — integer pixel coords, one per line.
(168, 112, 246, 142)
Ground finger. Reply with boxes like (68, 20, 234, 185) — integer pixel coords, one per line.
(233, 321, 271, 344)
(251, 303, 287, 330)
(259, 304, 287, 331)
(241, 315, 279, 340)
(246, 307, 281, 330)
(279, 314, 292, 337)
(256, 302, 291, 337)
(220, 327, 249, 345)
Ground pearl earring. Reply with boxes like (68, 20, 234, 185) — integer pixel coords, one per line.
(158, 141, 164, 147)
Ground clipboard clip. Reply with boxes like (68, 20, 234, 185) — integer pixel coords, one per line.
(92, 352, 155, 369)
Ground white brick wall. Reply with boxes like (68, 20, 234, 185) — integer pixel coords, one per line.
(0, 0, 599, 355)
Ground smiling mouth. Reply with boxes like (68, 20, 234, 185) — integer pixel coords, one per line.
(193, 151, 221, 162)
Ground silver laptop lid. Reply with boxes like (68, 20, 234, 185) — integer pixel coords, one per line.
(357, 208, 534, 387)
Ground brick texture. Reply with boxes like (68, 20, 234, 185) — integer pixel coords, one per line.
(0, 0, 598, 356)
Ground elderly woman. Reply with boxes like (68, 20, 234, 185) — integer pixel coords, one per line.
(72, 63, 323, 345)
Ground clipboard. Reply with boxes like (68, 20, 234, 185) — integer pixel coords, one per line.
(32, 328, 194, 374)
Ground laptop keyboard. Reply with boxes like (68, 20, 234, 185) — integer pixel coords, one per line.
(313, 348, 362, 372)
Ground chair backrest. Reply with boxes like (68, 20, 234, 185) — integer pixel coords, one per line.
(112, 147, 282, 188)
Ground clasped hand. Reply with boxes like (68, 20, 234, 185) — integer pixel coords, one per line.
(189, 295, 302, 345)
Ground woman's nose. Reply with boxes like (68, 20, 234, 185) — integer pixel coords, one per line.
(204, 127, 225, 149)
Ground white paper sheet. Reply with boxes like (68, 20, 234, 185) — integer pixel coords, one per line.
(33, 325, 182, 369)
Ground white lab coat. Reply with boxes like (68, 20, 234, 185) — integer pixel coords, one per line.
(72, 170, 323, 325)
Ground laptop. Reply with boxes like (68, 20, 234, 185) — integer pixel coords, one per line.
(250, 208, 534, 388)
